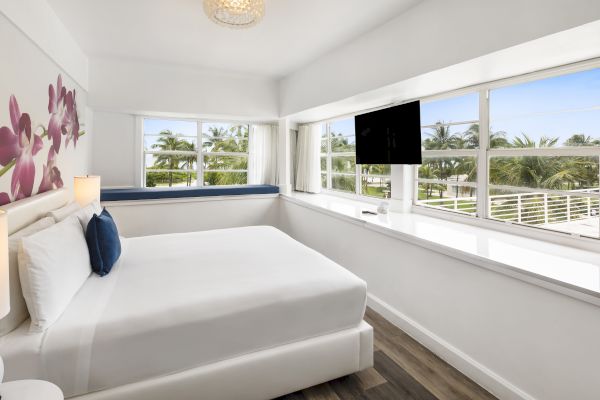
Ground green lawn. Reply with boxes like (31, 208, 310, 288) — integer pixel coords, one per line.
(363, 186, 390, 198)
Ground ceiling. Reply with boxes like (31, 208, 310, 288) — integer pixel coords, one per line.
(47, 0, 422, 78)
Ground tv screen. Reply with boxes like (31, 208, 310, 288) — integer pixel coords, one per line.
(354, 101, 421, 165)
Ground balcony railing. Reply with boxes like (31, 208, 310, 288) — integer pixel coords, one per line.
(419, 188, 600, 226)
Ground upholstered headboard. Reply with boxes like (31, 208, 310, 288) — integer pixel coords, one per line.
(0, 189, 70, 235)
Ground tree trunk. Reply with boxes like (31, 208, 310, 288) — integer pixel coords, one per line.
(455, 181, 459, 197)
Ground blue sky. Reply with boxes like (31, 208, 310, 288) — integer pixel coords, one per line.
(329, 119, 356, 145)
(143, 119, 194, 168)
(144, 120, 245, 137)
(143, 119, 245, 153)
(330, 68, 600, 147)
(144, 119, 197, 136)
(489, 69, 600, 144)
(421, 68, 600, 145)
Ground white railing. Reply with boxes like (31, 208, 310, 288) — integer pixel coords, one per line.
(418, 188, 600, 226)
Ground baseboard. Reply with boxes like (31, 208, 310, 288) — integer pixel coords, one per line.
(367, 293, 536, 400)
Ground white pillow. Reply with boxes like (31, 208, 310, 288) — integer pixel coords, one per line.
(18, 216, 92, 332)
(75, 200, 102, 233)
(0, 217, 55, 336)
(46, 202, 82, 222)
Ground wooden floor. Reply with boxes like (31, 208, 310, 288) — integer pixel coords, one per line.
(275, 308, 497, 400)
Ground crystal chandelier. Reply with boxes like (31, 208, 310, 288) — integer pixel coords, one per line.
(203, 0, 265, 29)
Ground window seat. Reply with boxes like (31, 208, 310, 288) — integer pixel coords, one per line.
(101, 185, 279, 202)
(282, 192, 600, 307)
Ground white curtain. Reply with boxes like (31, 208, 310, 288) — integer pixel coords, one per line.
(290, 129, 298, 190)
(295, 124, 321, 193)
(248, 124, 278, 185)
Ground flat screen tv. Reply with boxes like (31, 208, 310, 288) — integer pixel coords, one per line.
(354, 101, 421, 165)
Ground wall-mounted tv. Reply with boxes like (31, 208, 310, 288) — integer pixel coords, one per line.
(354, 101, 421, 165)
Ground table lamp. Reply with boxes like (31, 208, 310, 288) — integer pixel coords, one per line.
(74, 176, 101, 207)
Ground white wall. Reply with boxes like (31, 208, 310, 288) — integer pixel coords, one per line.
(89, 57, 278, 120)
(76, 107, 94, 176)
(280, 0, 600, 118)
(89, 58, 280, 186)
(92, 111, 137, 188)
(278, 199, 600, 400)
(0, 9, 91, 203)
(0, 0, 88, 90)
(88, 1, 600, 184)
(104, 196, 279, 238)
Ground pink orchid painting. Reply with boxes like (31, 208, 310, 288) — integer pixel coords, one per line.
(12, 111, 43, 200)
(1, 96, 43, 200)
(38, 148, 64, 194)
(0, 74, 84, 206)
(63, 89, 80, 148)
(47, 75, 66, 153)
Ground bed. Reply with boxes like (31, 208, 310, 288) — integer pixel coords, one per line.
(0, 189, 373, 400)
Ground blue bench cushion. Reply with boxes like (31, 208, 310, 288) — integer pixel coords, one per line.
(101, 185, 279, 202)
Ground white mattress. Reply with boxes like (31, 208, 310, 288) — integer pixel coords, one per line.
(0, 226, 367, 398)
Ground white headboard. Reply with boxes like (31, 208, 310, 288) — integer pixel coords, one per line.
(0, 189, 71, 235)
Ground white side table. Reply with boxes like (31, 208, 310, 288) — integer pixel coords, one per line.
(0, 380, 63, 400)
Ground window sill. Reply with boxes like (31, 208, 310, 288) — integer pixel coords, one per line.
(101, 185, 279, 202)
(282, 191, 600, 307)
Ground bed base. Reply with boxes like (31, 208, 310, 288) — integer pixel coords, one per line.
(1, 190, 373, 399)
(72, 321, 373, 400)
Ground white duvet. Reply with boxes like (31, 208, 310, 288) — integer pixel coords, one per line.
(1, 226, 367, 397)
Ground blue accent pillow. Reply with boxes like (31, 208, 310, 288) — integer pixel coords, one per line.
(85, 208, 121, 276)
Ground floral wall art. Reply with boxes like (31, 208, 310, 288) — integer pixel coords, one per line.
(0, 75, 85, 206)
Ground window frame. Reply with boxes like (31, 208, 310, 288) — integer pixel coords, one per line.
(415, 93, 482, 217)
(321, 118, 392, 201)
(307, 58, 600, 248)
(142, 117, 250, 188)
(411, 59, 600, 244)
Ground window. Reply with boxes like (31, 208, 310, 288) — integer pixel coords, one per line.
(144, 119, 198, 188)
(414, 66, 600, 239)
(202, 122, 249, 186)
(320, 118, 391, 198)
(416, 93, 479, 216)
(143, 119, 248, 188)
(487, 67, 600, 237)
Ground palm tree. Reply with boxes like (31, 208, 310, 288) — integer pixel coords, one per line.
(564, 134, 600, 147)
(463, 124, 510, 149)
(543, 158, 596, 190)
(331, 133, 355, 153)
(206, 125, 249, 153)
(151, 130, 187, 187)
(203, 126, 227, 151)
(559, 135, 600, 190)
(421, 122, 458, 196)
(179, 141, 197, 186)
(417, 164, 438, 199)
(203, 125, 249, 185)
(489, 133, 560, 188)
(512, 134, 559, 149)
(423, 122, 457, 150)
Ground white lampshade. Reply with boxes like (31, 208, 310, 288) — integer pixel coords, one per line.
(0, 210, 9, 319)
(74, 175, 101, 207)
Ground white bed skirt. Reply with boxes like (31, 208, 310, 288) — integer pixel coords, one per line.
(73, 321, 373, 400)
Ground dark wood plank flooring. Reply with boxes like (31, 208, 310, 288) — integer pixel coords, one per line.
(275, 308, 497, 400)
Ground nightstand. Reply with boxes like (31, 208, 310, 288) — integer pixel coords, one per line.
(0, 380, 63, 400)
